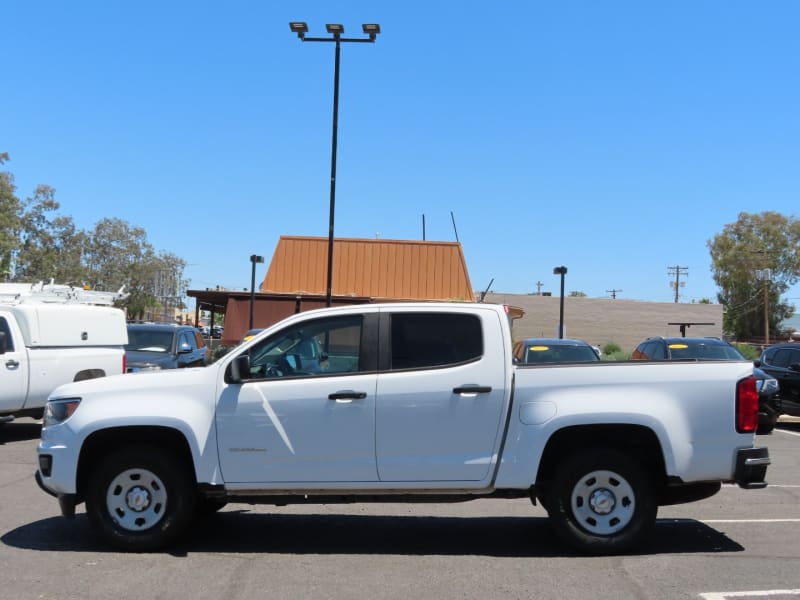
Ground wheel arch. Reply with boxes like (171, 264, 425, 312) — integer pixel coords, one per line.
(77, 426, 196, 499)
(535, 424, 667, 489)
(73, 368, 106, 382)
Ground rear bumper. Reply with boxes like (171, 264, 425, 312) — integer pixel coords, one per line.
(734, 446, 770, 489)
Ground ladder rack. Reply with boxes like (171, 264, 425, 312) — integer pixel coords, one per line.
(0, 281, 128, 306)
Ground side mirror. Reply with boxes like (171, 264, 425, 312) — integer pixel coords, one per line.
(178, 343, 193, 354)
(789, 362, 800, 372)
(0, 331, 6, 354)
(753, 359, 761, 368)
(227, 354, 251, 383)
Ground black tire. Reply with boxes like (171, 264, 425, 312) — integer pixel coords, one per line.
(757, 406, 778, 435)
(546, 449, 657, 555)
(85, 445, 196, 551)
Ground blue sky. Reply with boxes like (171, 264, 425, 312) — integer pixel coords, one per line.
(2, 1, 799, 308)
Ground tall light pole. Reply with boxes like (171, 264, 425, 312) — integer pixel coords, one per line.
(249, 254, 264, 329)
(289, 21, 380, 307)
(553, 266, 568, 339)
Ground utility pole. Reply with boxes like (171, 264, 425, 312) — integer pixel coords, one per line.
(535, 281, 544, 295)
(606, 288, 622, 299)
(756, 268, 771, 346)
(668, 265, 688, 303)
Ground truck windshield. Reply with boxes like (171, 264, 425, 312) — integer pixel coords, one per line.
(125, 331, 174, 353)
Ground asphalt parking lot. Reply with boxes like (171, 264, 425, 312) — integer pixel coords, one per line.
(1, 418, 799, 600)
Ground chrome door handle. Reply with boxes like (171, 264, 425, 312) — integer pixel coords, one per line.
(5, 360, 19, 369)
(328, 390, 367, 401)
(453, 385, 492, 394)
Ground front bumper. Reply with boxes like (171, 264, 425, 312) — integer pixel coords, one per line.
(35, 470, 77, 518)
(734, 446, 770, 489)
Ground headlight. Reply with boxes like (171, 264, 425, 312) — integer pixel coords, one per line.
(43, 398, 81, 427)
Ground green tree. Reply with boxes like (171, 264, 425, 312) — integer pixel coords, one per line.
(708, 211, 800, 338)
(13, 184, 86, 284)
(82, 218, 187, 320)
(1, 157, 189, 316)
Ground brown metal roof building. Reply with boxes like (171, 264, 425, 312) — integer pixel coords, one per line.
(189, 236, 476, 345)
(262, 236, 475, 301)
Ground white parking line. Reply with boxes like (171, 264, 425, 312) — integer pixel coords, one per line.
(701, 519, 800, 524)
(776, 428, 800, 437)
(722, 484, 800, 488)
(700, 590, 800, 599)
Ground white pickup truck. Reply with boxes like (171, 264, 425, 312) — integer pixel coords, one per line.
(36, 302, 770, 554)
(1, 301, 127, 423)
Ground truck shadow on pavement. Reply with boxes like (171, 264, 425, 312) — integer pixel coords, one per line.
(0, 422, 41, 444)
(2, 512, 744, 557)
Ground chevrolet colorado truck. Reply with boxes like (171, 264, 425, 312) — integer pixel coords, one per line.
(36, 302, 769, 554)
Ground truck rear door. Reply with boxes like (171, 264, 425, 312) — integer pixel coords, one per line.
(374, 307, 508, 482)
(0, 313, 27, 414)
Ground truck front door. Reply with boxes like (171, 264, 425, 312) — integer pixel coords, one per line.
(375, 308, 508, 482)
(215, 313, 379, 483)
(0, 314, 27, 414)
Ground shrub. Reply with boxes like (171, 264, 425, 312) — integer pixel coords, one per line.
(603, 342, 622, 355)
(733, 343, 760, 360)
(210, 345, 234, 363)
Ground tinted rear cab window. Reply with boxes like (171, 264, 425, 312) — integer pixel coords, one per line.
(390, 313, 483, 370)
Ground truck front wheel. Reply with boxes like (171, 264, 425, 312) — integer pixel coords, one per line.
(546, 449, 656, 555)
(85, 446, 196, 551)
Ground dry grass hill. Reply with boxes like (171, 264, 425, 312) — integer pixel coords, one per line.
(483, 292, 724, 353)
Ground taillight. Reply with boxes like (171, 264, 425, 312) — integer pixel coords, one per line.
(122, 353, 127, 374)
(736, 376, 758, 433)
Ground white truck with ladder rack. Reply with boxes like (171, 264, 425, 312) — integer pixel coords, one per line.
(0, 282, 128, 423)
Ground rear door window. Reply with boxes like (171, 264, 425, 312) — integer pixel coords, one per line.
(390, 313, 482, 370)
(772, 349, 794, 368)
(0, 317, 14, 351)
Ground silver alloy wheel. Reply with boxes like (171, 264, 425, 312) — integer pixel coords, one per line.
(570, 469, 636, 535)
(105, 468, 168, 532)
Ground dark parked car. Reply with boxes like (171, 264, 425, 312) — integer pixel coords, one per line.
(125, 324, 208, 372)
(513, 338, 601, 364)
(757, 343, 800, 419)
(632, 337, 781, 433)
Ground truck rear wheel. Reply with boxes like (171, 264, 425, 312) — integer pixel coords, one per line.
(546, 449, 656, 554)
(85, 446, 196, 551)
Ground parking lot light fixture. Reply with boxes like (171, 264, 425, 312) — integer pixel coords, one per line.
(289, 22, 308, 39)
(289, 21, 380, 307)
(325, 23, 345, 36)
(362, 24, 380, 39)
